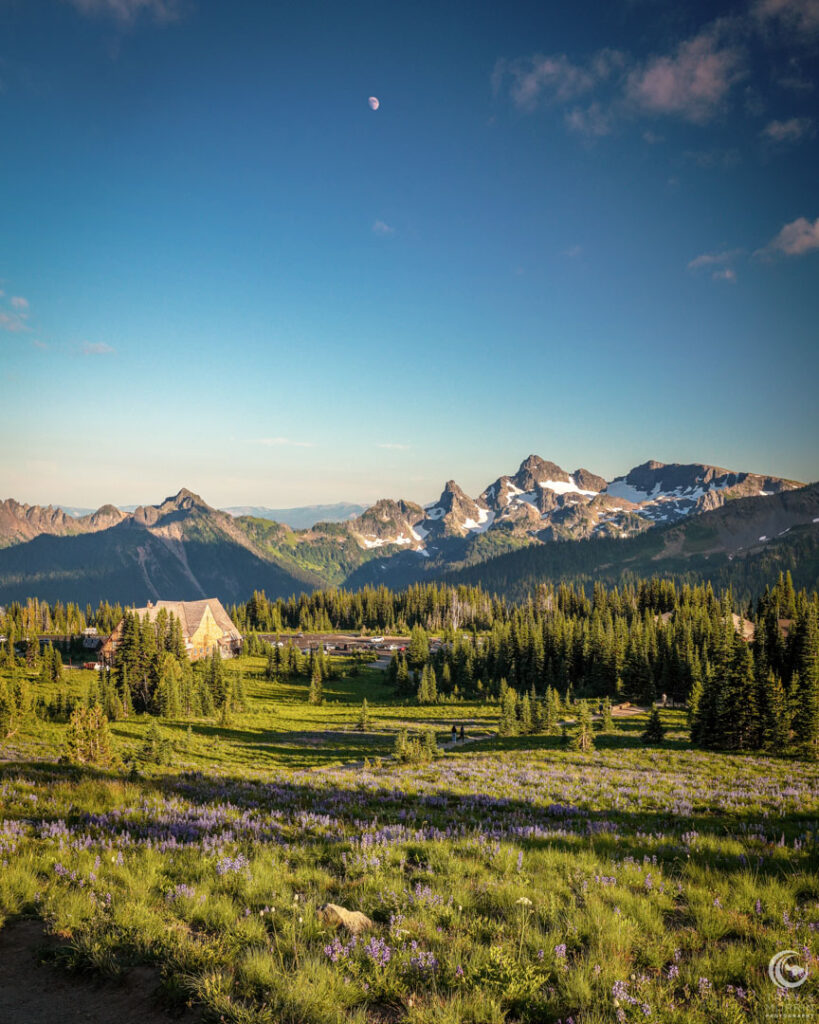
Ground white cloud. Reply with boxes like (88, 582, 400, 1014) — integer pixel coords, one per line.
(377, 443, 410, 450)
(63, 0, 184, 22)
(761, 116, 814, 142)
(760, 216, 819, 256)
(687, 248, 743, 271)
(253, 437, 315, 448)
(10, 296, 28, 311)
(626, 27, 745, 123)
(372, 220, 394, 236)
(82, 341, 115, 355)
(562, 244, 583, 258)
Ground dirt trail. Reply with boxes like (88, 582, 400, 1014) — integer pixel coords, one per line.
(0, 919, 199, 1024)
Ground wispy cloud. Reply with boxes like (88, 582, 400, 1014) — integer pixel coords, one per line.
(562, 244, 583, 259)
(0, 292, 31, 333)
(493, 49, 624, 112)
(711, 267, 737, 282)
(687, 248, 743, 281)
(753, 0, 819, 36)
(758, 215, 819, 256)
(0, 311, 28, 332)
(377, 443, 410, 450)
(565, 102, 612, 137)
(63, 0, 185, 23)
(760, 116, 814, 143)
(626, 26, 745, 123)
(82, 341, 115, 355)
(253, 437, 315, 448)
(372, 220, 394, 236)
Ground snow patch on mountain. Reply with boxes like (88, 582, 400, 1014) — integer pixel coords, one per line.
(539, 477, 599, 497)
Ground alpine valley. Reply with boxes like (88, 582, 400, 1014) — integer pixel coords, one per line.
(1, 454, 817, 605)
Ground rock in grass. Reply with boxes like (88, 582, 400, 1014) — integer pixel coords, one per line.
(317, 903, 374, 935)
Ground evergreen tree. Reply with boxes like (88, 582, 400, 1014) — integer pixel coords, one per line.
(499, 686, 518, 736)
(422, 727, 438, 760)
(598, 696, 614, 733)
(642, 707, 665, 744)
(356, 699, 370, 731)
(219, 678, 234, 725)
(573, 701, 595, 752)
(407, 625, 430, 670)
(65, 705, 114, 766)
(763, 672, 790, 752)
(308, 665, 323, 705)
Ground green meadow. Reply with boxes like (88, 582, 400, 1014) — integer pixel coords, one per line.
(1, 651, 818, 1024)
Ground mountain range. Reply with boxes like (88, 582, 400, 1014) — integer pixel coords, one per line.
(54, 501, 366, 531)
(0, 455, 815, 606)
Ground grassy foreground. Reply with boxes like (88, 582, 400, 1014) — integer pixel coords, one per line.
(1, 654, 818, 1023)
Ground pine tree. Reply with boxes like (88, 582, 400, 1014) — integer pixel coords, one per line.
(356, 699, 370, 731)
(519, 692, 533, 734)
(763, 672, 790, 752)
(65, 705, 114, 766)
(417, 665, 431, 705)
(234, 670, 246, 711)
(427, 666, 437, 703)
(573, 701, 595, 752)
(499, 686, 518, 736)
(119, 666, 133, 718)
(422, 728, 438, 760)
(219, 678, 234, 726)
(407, 625, 430, 670)
(393, 728, 409, 760)
(642, 707, 665, 744)
(543, 687, 560, 734)
(199, 677, 215, 717)
(308, 665, 323, 705)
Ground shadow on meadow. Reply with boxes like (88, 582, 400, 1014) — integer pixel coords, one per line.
(2, 751, 817, 886)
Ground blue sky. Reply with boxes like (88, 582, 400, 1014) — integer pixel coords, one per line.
(1, 0, 818, 509)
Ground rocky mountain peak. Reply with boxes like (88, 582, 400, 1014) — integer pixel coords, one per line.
(514, 455, 570, 492)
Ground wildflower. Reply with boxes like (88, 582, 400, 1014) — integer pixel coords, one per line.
(667, 964, 679, 980)
(555, 943, 567, 960)
(516, 896, 533, 906)
(698, 977, 712, 997)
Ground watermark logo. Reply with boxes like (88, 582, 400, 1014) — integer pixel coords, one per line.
(769, 950, 809, 990)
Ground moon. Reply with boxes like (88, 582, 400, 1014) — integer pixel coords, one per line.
(368, 96, 380, 111)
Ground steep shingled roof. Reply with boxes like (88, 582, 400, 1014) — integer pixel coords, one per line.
(130, 598, 241, 641)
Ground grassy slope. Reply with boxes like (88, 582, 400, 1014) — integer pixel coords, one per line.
(2, 653, 819, 1022)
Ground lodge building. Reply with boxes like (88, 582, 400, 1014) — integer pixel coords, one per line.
(101, 598, 242, 663)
